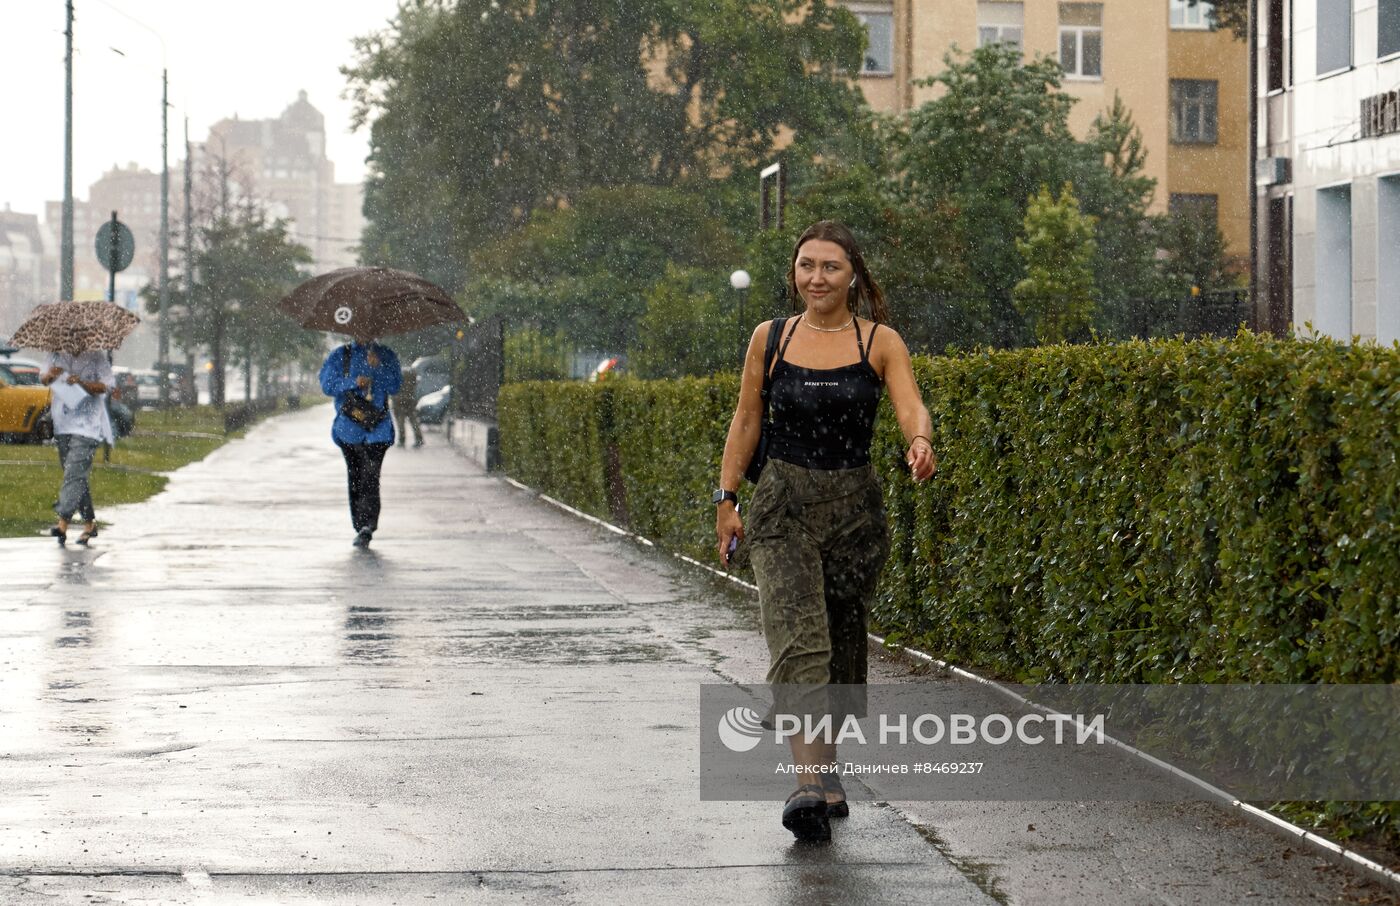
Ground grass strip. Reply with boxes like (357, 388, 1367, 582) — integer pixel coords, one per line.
(0, 403, 280, 538)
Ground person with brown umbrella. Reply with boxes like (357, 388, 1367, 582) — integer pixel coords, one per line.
(12, 301, 139, 546)
(284, 267, 463, 548)
(318, 334, 401, 548)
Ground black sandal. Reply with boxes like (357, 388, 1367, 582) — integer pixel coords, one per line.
(76, 527, 98, 546)
(48, 526, 67, 547)
(782, 784, 830, 843)
(821, 771, 849, 818)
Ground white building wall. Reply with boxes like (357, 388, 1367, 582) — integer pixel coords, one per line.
(1289, 0, 1400, 342)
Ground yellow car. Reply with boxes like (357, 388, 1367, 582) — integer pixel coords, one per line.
(0, 363, 52, 442)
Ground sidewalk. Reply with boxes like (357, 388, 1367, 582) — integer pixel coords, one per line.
(0, 407, 1392, 905)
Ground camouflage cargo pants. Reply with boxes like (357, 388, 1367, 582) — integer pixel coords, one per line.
(746, 459, 891, 701)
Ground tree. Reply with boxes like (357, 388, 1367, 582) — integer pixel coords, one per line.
(891, 45, 1157, 346)
(466, 184, 739, 353)
(1014, 184, 1098, 345)
(1079, 94, 1166, 333)
(1188, 0, 1248, 41)
(632, 265, 734, 378)
(343, 0, 865, 292)
(1156, 207, 1245, 299)
(151, 157, 315, 406)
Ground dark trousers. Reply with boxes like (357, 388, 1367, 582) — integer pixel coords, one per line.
(338, 442, 391, 533)
(391, 395, 423, 446)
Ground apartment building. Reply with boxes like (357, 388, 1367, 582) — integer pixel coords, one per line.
(1257, 0, 1400, 342)
(203, 91, 364, 274)
(45, 163, 163, 308)
(0, 207, 55, 338)
(844, 1, 1250, 259)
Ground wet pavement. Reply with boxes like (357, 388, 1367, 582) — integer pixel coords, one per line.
(1, 407, 1394, 905)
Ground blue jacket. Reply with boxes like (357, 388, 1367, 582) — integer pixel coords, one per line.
(319, 343, 403, 445)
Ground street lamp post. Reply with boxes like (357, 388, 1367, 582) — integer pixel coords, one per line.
(105, 7, 170, 403)
(730, 269, 751, 366)
(61, 0, 74, 302)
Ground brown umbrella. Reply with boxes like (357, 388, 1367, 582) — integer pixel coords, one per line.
(278, 266, 465, 338)
(10, 300, 141, 353)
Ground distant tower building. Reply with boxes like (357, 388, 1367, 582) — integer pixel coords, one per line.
(0, 206, 55, 337)
(203, 90, 364, 273)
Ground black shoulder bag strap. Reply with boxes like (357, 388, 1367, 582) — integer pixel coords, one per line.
(745, 318, 795, 484)
(341, 344, 353, 378)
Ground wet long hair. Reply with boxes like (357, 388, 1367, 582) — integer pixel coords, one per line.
(786, 220, 889, 324)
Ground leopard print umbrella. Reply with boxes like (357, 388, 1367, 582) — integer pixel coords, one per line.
(10, 301, 141, 354)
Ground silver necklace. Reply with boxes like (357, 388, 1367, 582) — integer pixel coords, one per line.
(802, 314, 854, 333)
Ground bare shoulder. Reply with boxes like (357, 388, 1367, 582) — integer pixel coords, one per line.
(862, 322, 907, 369)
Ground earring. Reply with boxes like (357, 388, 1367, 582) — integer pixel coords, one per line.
(849, 276, 857, 288)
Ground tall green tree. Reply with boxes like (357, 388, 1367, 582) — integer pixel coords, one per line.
(344, 0, 865, 292)
(632, 265, 735, 378)
(890, 45, 1158, 346)
(466, 184, 739, 353)
(151, 160, 314, 407)
(1014, 184, 1098, 345)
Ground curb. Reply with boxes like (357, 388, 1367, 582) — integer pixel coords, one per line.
(502, 474, 1400, 895)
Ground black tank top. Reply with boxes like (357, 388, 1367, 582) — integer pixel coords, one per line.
(767, 318, 883, 470)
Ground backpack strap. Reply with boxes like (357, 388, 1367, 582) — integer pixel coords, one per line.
(341, 344, 353, 378)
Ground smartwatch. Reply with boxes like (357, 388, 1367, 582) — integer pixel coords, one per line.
(713, 488, 739, 507)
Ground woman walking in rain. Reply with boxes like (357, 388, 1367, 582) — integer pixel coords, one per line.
(320, 336, 401, 547)
(40, 331, 115, 546)
(715, 221, 936, 843)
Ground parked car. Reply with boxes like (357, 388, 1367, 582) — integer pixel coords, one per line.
(0, 350, 43, 386)
(152, 360, 197, 406)
(112, 366, 138, 402)
(130, 368, 163, 407)
(410, 355, 451, 399)
(0, 362, 52, 443)
(415, 385, 451, 425)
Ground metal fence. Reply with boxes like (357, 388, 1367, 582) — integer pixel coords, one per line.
(1119, 288, 1253, 340)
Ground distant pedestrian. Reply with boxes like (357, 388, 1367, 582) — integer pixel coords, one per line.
(715, 220, 936, 843)
(391, 365, 423, 448)
(40, 339, 115, 546)
(320, 337, 401, 547)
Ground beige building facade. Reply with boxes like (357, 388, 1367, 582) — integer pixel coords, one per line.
(203, 91, 364, 274)
(844, 1, 1250, 259)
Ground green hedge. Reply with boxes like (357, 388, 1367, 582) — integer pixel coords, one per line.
(502, 333, 1399, 686)
(502, 334, 1400, 843)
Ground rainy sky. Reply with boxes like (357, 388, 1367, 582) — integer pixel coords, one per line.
(2, 0, 400, 219)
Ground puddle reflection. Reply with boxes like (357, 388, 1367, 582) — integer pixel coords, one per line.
(342, 605, 402, 663)
(45, 608, 109, 744)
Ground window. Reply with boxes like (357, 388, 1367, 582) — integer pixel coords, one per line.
(1316, 0, 1352, 75)
(1378, 177, 1400, 343)
(1059, 3, 1103, 79)
(1315, 185, 1353, 340)
(853, 8, 895, 75)
(1265, 195, 1294, 334)
(978, 2, 1024, 53)
(1266, 0, 1287, 92)
(1381, 0, 1400, 58)
(1170, 80, 1218, 143)
(1169, 193, 1219, 229)
(1169, 0, 1214, 29)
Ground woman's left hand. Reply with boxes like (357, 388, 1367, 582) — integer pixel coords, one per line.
(366, 348, 380, 368)
(906, 439, 936, 482)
